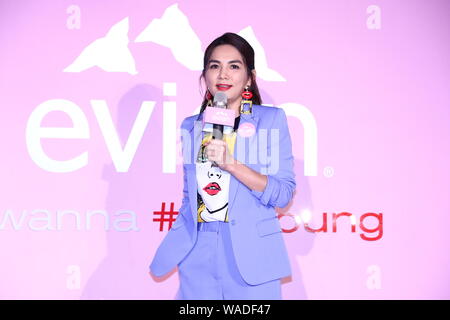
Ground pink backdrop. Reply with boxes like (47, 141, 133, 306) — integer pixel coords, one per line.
(1, 0, 449, 299)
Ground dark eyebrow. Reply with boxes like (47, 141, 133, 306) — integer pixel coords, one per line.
(208, 59, 243, 65)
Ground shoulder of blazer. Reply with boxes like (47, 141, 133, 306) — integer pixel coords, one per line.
(180, 114, 200, 132)
(252, 105, 285, 129)
(252, 104, 279, 119)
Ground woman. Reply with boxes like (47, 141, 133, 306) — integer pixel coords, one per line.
(150, 32, 296, 300)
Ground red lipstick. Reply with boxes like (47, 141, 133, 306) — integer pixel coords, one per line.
(203, 182, 221, 195)
(216, 84, 232, 91)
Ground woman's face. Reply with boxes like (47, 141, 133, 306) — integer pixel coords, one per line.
(204, 44, 253, 110)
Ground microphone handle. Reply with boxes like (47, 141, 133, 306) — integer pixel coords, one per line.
(211, 124, 224, 167)
(212, 124, 224, 140)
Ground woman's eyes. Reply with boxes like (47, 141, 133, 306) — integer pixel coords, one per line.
(209, 64, 240, 69)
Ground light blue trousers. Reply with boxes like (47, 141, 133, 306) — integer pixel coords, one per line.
(176, 220, 282, 300)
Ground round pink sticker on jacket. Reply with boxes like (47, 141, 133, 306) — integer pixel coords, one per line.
(238, 122, 256, 138)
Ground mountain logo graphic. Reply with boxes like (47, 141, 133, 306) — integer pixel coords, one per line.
(63, 3, 286, 81)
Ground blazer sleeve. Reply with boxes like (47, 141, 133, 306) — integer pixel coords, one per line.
(171, 119, 191, 229)
(250, 108, 296, 209)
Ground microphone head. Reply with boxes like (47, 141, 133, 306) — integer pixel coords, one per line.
(213, 92, 227, 108)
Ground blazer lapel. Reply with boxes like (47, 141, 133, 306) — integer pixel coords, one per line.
(185, 116, 203, 224)
(227, 110, 260, 218)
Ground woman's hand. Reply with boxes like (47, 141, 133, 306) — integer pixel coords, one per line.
(205, 138, 268, 193)
(205, 139, 236, 170)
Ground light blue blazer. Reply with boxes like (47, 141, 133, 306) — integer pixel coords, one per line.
(150, 105, 296, 285)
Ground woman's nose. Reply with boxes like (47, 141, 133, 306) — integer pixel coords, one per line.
(218, 67, 229, 79)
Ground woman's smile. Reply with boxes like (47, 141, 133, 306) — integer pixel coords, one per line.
(216, 84, 233, 91)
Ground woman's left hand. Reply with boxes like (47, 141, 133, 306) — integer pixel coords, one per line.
(205, 139, 236, 170)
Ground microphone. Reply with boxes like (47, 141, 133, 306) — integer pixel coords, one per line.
(201, 92, 235, 136)
(196, 92, 235, 164)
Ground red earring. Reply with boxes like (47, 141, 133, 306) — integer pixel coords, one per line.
(241, 88, 253, 100)
(240, 86, 253, 114)
(206, 90, 213, 107)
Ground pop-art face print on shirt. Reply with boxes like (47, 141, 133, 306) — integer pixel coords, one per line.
(195, 115, 240, 223)
(196, 161, 230, 222)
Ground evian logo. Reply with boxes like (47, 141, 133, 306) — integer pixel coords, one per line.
(238, 122, 256, 138)
(203, 107, 235, 127)
(27, 4, 319, 177)
(212, 111, 231, 123)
